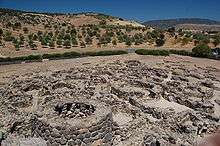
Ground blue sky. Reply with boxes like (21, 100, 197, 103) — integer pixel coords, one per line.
(0, 0, 220, 22)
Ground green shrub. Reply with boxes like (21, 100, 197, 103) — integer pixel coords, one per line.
(213, 36, 220, 47)
(0, 57, 12, 62)
(64, 34, 71, 40)
(13, 22, 21, 30)
(23, 27, 29, 34)
(167, 27, 175, 33)
(0, 55, 42, 62)
(3, 31, 14, 42)
(13, 56, 25, 61)
(112, 39, 117, 46)
(192, 44, 211, 58)
(85, 36, 93, 45)
(147, 30, 159, 39)
(63, 40, 71, 48)
(24, 55, 42, 61)
(0, 130, 7, 142)
(99, 34, 112, 45)
(71, 37, 78, 46)
(135, 49, 169, 56)
(80, 41, 86, 48)
(29, 40, 37, 49)
(41, 37, 48, 46)
(125, 39, 132, 46)
(193, 33, 210, 45)
(169, 50, 192, 56)
(81, 51, 97, 56)
(155, 39, 165, 46)
(62, 51, 81, 58)
(49, 41, 55, 48)
(14, 42, 20, 51)
(6, 22, 12, 28)
(42, 53, 62, 59)
(56, 39, 62, 47)
(33, 34, 38, 41)
(83, 50, 128, 56)
(99, 20, 107, 25)
(0, 28, 3, 36)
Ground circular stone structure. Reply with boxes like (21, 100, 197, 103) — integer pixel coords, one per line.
(31, 99, 113, 146)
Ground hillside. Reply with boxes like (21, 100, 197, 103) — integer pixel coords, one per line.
(0, 8, 145, 27)
(143, 18, 220, 29)
(0, 9, 220, 58)
(0, 8, 152, 57)
(176, 24, 220, 32)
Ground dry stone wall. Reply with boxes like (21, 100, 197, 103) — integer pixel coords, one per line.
(31, 100, 114, 146)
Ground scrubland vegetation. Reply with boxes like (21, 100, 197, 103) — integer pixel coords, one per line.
(0, 8, 220, 60)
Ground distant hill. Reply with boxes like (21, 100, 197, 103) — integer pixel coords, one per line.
(143, 18, 220, 29)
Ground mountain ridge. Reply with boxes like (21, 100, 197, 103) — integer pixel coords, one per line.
(143, 18, 220, 29)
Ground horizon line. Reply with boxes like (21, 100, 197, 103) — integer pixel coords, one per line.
(1, 7, 220, 22)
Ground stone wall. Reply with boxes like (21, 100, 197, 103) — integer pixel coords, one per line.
(31, 100, 114, 146)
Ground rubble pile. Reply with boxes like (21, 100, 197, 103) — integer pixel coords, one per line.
(54, 102, 96, 118)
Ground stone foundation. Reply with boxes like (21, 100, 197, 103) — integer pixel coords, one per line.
(32, 99, 113, 146)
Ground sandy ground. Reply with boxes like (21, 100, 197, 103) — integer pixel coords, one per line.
(0, 53, 220, 77)
(0, 45, 191, 57)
